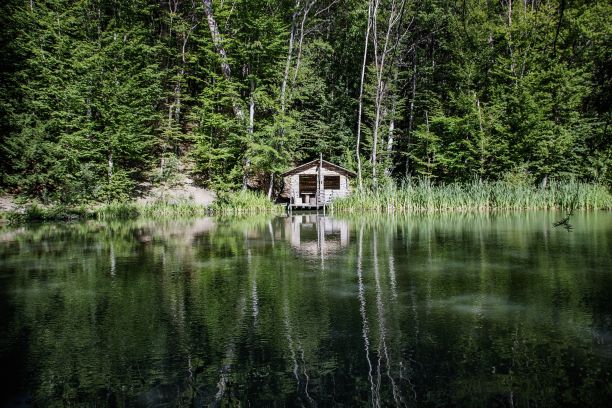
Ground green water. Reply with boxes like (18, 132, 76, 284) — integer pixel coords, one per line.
(0, 212, 611, 406)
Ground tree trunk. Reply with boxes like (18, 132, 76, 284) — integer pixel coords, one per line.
(370, 0, 406, 189)
(385, 70, 399, 177)
(476, 95, 485, 180)
(243, 78, 255, 190)
(267, 173, 274, 199)
(405, 48, 416, 177)
(425, 110, 431, 177)
(356, 0, 373, 191)
(108, 152, 113, 180)
(201, 0, 244, 120)
(387, 116, 394, 152)
(292, 1, 315, 85)
(371, 0, 392, 189)
(280, 1, 300, 113)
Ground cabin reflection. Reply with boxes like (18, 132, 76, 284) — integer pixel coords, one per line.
(283, 215, 349, 256)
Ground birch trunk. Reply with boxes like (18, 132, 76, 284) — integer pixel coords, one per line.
(356, 0, 373, 191)
(108, 152, 113, 186)
(243, 78, 255, 190)
(425, 110, 431, 176)
(201, 0, 244, 120)
(292, 1, 315, 85)
(476, 95, 485, 180)
(405, 48, 416, 177)
(371, 0, 394, 189)
(384, 70, 399, 177)
(267, 173, 274, 199)
(280, 1, 300, 113)
(386, 116, 394, 152)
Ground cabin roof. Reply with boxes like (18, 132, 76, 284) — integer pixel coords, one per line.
(281, 159, 357, 177)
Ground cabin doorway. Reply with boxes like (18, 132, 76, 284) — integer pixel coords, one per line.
(299, 175, 317, 205)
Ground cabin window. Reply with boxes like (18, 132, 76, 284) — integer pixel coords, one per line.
(324, 176, 340, 190)
(299, 175, 317, 193)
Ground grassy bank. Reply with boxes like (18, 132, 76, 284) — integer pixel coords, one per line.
(5, 191, 281, 223)
(331, 180, 612, 213)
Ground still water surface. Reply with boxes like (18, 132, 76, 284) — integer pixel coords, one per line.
(0, 212, 611, 406)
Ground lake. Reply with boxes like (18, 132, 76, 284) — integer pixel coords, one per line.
(1, 212, 611, 406)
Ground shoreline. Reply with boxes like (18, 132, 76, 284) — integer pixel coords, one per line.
(2, 180, 610, 224)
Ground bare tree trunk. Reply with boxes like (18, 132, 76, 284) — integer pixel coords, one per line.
(508, 0, 512, 27)
(280, 1, 301, 113)
(356, 0, 373, 191)
(243, 78, 255, 190)
(108, 152, 113, 180)
(369, 0, 407, 188)
(476, 95, 485, 180)
(425, 110, 431, 176)
(202, 0, 244, 120)
(386, 114, 394, 152)
(385, 70, 399, 177)
(405, 48, 416, 177)
(292, 1, 315, 85)
(267, 173, 274, 199)
(371, 0, 397, 189)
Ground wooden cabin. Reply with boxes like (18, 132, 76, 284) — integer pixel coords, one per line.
(281, 158, 356, 209)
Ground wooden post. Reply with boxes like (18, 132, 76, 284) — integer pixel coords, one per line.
(317, 153, 322, 211)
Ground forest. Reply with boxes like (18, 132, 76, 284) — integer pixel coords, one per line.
(0, 0, 609, 204)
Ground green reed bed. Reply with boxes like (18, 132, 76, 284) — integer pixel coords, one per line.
(97, 191, 280, 219)
(331, 180, 612, 213)
(95, 201, 209, 220)
(6, 203, 90, 223)
(98, 191, 280, 219)
(7, 191, 280, 223)
(210, 190, 282, 214)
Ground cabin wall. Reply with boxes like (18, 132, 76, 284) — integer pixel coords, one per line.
(284, 166, 351, 205)
(322, 174, 349, 203)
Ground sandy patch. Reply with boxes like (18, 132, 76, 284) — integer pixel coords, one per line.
(136, 177, 216, 206)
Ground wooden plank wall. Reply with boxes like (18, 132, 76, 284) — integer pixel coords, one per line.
(283, 165, 350, 204)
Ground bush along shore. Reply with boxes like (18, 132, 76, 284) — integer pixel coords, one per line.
(330, 180, 612, 213)
(3, 190, 282, 223)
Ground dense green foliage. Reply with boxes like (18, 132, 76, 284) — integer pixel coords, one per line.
(0, 0, 609, 203)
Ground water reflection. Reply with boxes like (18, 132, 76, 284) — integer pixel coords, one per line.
(284, 215, 349, 257)
(0, 212, 611, 406)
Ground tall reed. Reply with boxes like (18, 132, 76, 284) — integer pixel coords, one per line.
(331, 179, 612, 213)
(95, 201, 209, 220)
(210, 190, 282, 214)
(96, 191, 280, 219)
